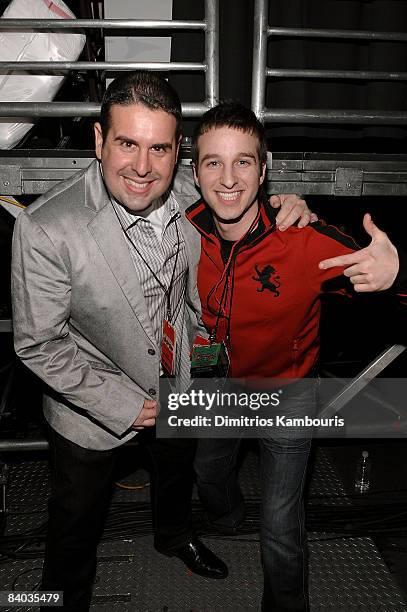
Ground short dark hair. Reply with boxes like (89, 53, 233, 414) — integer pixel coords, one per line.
(191, 101, 267, 167)
(100, 71, 182, 140)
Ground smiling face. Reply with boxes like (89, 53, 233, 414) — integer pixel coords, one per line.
(94, 103, 180, 212)
(193, 126, 266, 240)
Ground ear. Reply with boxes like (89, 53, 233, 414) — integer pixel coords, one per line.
(94, 122, 103, 160)
(192, 162, 200, 188)
(259, 162, 266, 186)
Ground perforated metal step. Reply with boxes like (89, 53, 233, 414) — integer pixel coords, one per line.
(1, 448, 406, 611)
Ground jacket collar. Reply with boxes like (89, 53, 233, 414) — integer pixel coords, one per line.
(85, 159, 157, 345)
(185, 191, 278, 249)
(84, 159, 110, 212)
(84, 160, 201, 346)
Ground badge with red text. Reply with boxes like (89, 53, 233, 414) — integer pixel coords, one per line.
(161, 319, 176, 376)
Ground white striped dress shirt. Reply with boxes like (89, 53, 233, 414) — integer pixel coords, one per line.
(112, 192, 191, 391)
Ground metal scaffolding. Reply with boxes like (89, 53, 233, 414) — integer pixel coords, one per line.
(251, 0, 407, 125)
(0, 0, 219, 118)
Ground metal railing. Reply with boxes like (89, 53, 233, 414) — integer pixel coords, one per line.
(252, 0, 407, 124)
(0, 0, 219, 118)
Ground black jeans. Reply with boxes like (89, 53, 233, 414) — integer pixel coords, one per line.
(41, 427, 196, 612)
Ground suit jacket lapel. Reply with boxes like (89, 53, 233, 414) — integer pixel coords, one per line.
(85, 161, 156, 345)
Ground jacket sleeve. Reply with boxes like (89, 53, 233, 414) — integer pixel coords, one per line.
(302, 221, 359, 295)
(11, 212, 145, 437)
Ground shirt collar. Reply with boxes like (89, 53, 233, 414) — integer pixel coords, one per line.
(162, 191, 181, 228)
(111, 190, 180, 232)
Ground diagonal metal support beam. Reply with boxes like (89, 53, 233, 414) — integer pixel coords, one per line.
(318, 344, 407, 419)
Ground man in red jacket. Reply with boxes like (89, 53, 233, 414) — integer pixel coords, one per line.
(186, 101, 403, 612)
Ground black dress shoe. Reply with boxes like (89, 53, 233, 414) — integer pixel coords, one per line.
(158, 538, 228, 579)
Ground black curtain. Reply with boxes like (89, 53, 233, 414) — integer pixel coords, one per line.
(172, 0, 407, 149)
(267, 0, 407, 148)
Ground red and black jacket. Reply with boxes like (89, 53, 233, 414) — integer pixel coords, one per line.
(186, 198, 362, 380)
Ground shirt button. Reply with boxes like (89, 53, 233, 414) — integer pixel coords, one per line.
(149, 388, 156, 396)
(148, 349, 156, 356)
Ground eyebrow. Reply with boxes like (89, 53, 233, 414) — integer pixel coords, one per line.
(199, 151, 257, 163)
(114, 135, 173, 149)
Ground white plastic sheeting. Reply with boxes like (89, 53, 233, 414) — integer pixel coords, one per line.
(0, 0, 86, 149)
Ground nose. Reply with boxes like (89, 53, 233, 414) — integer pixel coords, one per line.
(220, 164, 238, 189)
(131, 149, 151, 177)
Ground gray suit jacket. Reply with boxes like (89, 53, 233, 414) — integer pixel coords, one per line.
(11, 160, 203, 450)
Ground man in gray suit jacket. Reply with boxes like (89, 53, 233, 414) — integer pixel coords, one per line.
(11, 72, 310, 611)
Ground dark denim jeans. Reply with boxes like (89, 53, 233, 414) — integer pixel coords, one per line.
(194, 381, 317, 612)
(194, 436, 245, 530)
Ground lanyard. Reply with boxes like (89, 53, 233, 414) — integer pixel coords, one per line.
(109, 193, 181, 323)
(209, 254, 235, 344)
(208, 209, 261, 344)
